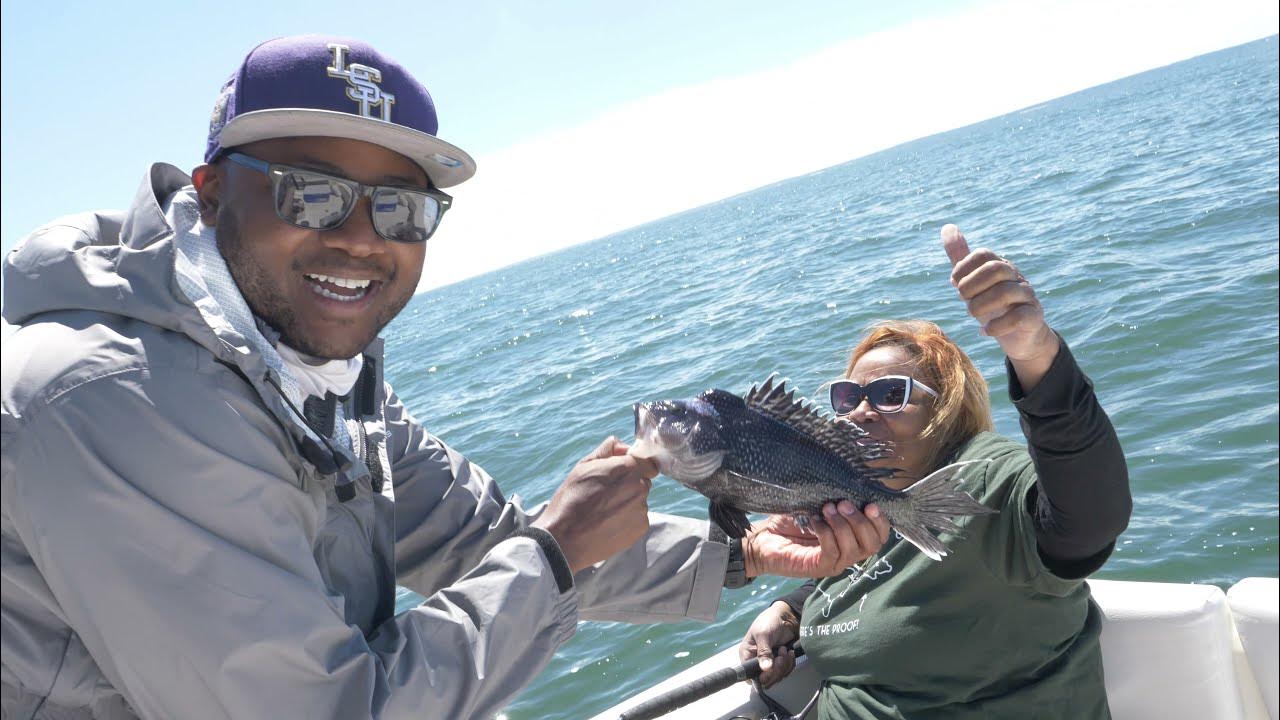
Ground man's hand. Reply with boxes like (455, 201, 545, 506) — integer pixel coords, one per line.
(739, 601, 801, 688)
(743, 501, 890, 579)
(532, 437, 657, 573)
(942, 224, 1060, 391)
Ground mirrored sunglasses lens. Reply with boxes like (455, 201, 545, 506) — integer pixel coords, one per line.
(276, 171, 355, 229)
(868, 378, 908, 412)
(371, 189, 438, 243)
(830, 382, 863, 414)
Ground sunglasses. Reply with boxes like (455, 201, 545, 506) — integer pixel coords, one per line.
(225, 152, 452, 243)
(829, 375, 939, 415)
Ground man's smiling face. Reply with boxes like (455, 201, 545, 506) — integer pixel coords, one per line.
(198, 136, 429, 359)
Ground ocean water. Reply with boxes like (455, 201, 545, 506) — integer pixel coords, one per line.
(387, 37, 1279, 719)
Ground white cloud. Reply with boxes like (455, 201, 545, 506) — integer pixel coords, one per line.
(421, 0, 1277, 291)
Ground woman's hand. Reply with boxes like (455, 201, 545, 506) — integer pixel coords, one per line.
(941, 224, 1060, 390)
(738, 601, 801, 688)
(743, 501, 890, 579)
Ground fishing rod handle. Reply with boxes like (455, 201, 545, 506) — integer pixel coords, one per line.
(616, 658, 760, 720)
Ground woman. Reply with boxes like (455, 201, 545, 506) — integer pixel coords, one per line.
(738, 226, 1131, 719)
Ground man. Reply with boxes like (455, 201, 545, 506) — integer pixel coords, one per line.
(1, 36, 883, 719)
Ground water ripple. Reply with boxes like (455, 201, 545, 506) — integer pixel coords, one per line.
(385, 38, 1279, 720)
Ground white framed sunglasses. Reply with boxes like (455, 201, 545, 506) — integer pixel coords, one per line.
(829, 375, 939, 415)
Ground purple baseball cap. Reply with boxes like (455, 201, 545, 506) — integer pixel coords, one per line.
(205, 35, 475, 188)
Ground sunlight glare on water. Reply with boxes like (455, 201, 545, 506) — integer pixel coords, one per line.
(386, 38, 1279, 720)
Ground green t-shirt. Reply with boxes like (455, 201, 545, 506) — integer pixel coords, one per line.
(800, 431, 1110, 719)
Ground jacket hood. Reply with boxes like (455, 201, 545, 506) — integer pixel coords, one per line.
(3, 163, 194, 331)
(2, 163, 330, 376)
(2, 162, 375, 488)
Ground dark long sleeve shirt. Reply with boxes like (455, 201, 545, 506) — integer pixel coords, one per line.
(781, 336, 1131, 613)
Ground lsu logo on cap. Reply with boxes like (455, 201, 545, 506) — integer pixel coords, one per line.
(326, 43, 396, 122)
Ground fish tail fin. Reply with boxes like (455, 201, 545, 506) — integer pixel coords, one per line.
(883, 460, 996, 561)
(710, 500, 753, 539)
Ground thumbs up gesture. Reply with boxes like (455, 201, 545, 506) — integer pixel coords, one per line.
(941, 224, 1060, 391)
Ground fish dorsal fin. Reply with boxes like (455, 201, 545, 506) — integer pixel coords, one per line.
(745, 373, 894, 472)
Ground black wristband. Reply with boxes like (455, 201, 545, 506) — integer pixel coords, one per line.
(708, 522, 728, 546)
(708, 522, 754, 589)
(514, 527, 574, 594)
(725, 537, 755, 589)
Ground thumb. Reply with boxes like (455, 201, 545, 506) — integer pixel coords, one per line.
(756, 641, 774, 671)
(583, 436, 620, 462)
(941, 224, 971, 267)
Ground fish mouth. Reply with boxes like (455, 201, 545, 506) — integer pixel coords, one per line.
(631, 402, 674, 476)
(632, 401, 688, 446)
(631, 401, 723, 482)
(633, 401, 670, 434)
(633, 402, 652, 438)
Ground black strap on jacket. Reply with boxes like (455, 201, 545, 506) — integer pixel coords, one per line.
(302, 394, 336, 438)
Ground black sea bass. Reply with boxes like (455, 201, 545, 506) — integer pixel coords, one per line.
(632, 376, 995, 560)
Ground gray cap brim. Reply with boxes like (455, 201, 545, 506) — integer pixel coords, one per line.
(217, 108, 476, 188)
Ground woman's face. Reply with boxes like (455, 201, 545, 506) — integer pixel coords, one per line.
(843, 345, 940, 488)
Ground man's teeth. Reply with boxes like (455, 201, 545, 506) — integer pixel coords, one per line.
(305, 274, 372, 302)
(306, 273, 372, 289)
(310, 285, 367, 302)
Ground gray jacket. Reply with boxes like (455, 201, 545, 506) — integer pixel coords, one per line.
(0, 164, 729, 720)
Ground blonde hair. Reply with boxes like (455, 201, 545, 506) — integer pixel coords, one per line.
(844, 320, 994, 471)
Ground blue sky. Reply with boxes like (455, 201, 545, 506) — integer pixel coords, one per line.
(2, 0, 1275, 290)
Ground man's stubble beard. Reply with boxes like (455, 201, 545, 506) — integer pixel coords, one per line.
(215, 205, 415, 359)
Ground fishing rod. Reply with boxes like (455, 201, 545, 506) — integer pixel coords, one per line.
(617, 644, 807, 720)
